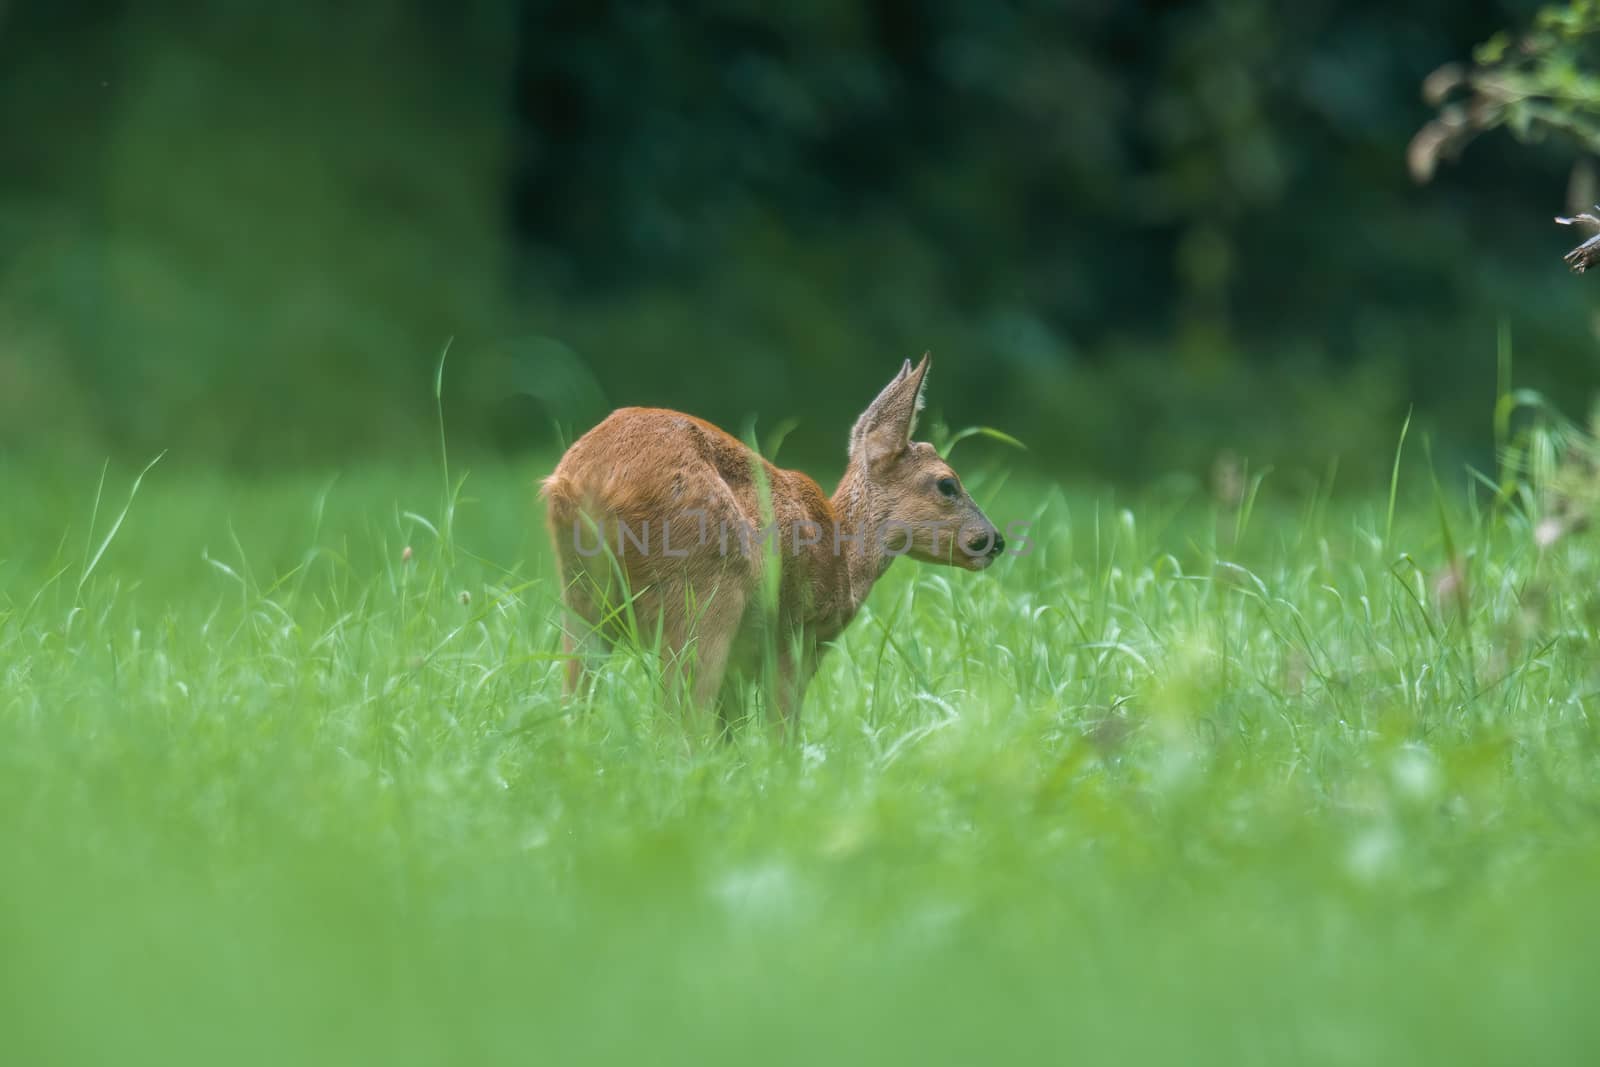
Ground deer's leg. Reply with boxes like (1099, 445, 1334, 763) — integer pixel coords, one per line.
(770, 634, 818, 737)
(714, 669, 754, 734)
(554, 563, 612, 702)
(560, 624, 610, 700)
(688, 615, 739, 713)
(660, 581, 748, 726)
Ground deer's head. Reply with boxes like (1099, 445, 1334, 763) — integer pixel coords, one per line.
(848, 354, 1004, 571)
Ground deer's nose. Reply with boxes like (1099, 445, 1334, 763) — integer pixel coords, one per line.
(967, 529, 1004, 556)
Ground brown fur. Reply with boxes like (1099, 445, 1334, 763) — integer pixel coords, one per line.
(542, 354, 1001, 727)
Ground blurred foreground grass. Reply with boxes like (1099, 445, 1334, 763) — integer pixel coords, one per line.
(2, 448, 1599, 1065)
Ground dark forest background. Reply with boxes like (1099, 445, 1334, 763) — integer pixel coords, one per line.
(2, 0, 1596, 481)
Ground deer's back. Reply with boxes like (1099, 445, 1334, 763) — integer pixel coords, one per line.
(547, 408, 765, 522)
(544, 407, 835, 587)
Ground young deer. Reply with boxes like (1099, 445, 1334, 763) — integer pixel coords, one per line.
(541, 354, 1004, 725)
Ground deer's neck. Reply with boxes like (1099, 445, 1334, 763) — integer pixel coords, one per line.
(829, 462, 894, 615)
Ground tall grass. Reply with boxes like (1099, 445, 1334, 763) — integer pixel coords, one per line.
(2, 422, 1599, 1063)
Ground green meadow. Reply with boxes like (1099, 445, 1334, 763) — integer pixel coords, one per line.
(4, 399, 1600, 1066)
(13, 3, 1600, 1062)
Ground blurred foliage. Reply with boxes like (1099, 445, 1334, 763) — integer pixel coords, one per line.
(1, 0, 1597, 481)
(1413, 0, 1600, 181)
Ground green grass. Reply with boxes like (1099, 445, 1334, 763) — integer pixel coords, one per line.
(3, 445, 1600, 1066)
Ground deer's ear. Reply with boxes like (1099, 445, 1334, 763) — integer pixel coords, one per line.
(849, 353, 930, 467)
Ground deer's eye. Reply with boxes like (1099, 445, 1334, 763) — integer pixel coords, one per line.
(936, 477, 959, 500)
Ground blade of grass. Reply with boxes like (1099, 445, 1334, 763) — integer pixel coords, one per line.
(1384, 407, 1412, 556)
(78, 452, 165, 599)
